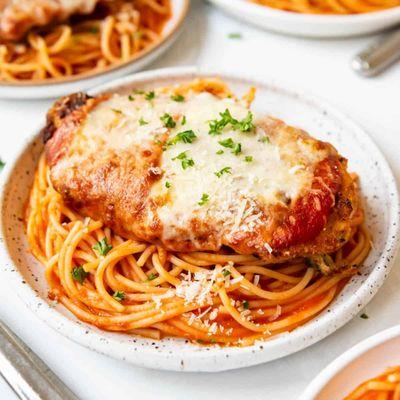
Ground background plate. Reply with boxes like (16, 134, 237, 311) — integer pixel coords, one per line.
(300, 325, 400, 399)
(208, 0, 400, 38)
(0, 66, 398, 372)
(0, 0, 189, 99)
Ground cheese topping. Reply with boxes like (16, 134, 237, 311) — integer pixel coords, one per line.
(77, 90, 331, 244)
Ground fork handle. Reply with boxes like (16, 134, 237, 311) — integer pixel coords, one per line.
(0, 320, 79, 400)
(352, 30, 400, 77)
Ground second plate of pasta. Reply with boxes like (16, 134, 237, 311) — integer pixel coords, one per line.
(208, 0, 400, 38)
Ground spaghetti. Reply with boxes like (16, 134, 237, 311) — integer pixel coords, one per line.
(250, 0, 400, 14)
(344, 366, 400, 399)
(26, 153, 370, 345)
(0, 0, 171, 83)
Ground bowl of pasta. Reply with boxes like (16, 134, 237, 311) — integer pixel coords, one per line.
(0, 0, 189, 99)
(208, 0, 400, 38)
(300, 325, 400, 399)
(0, 66, 398, 371)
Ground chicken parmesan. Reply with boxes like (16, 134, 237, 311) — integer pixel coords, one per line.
(26, 79, 370, 345)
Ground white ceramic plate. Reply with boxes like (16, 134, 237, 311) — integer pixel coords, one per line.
(300, 325, 400, 399)
(208, 0, 400, 38)
(0, 66, 399, 372)
(0, 0, 189, 100)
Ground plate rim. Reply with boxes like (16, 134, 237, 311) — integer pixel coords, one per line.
(299, 324, 400, 400)
(0, 65, 399, 372)
(0, 0, 189, 88)
(212, 0, 400, 23)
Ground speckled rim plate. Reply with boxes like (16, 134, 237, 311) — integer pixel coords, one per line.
(299, 325, 400, 399)
(0, 0, 189, 99)
(0, 66, 399, 372)
(208, 0, 400, 38)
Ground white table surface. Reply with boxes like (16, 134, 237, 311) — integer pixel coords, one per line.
(0, 1, 400, 399)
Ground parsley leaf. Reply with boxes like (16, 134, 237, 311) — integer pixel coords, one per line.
(113, 291, 125, 302)
(218, 138, 242, 155)
(128, 94, 135, 101)
(209, 109, 254, 135)
(139, 117, 148, 126)
(71, 266, 88, 284)
(181, 115, 187, 125)
(215, 166, 232, 178)
(147, 273, 158, 281)
(165, 181, 171, 188)
(111, 108, 122, 114)
(237, 111, 254, 132)
(244, 155, 253, 162)
(218, 138, 235, 148)
(0, 159, 4, 171)
(260, 136, 270, 144)
(134, 89, 145, 94)
(145, 91, 155, 101)
(222, 270, 231, 277)
(228, 32, 242, 39)
(168, 130, 197, 145)
(216, 150, 224, 155)
(243, 300, 249, 310)
(93, 237, 113, 256)
(160, 113, 176, 128)
(172, 151, 195, 170)
(198, 193, 209, 206)
(232, 143, 242, 155)
(360, 313, 369, 319)
(171, 94, 185, 102)
(209, 109, 236, 136)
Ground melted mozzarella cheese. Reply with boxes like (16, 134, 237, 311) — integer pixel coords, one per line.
(78, 90, 330, 242)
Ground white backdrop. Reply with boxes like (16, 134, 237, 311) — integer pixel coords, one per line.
(0, 1, 399, 399)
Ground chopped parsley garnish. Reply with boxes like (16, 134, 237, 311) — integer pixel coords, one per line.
(171, 94, 185, 102)
(228, 32, 242, 39)
(128, 94, 135, 101)
(218, 138, 242, 155)
(209, 109, 235, 136)
(218, 138, 235, 148)
(168, 130, 197, 145)
(147, 273, 158, 281)
(71, 266, 88, 284)
(198, 193, 209, 206)
(93, 237, 113, 256)
(113, 291, 125, 302)
(222, 270, 231, 277)
(134, 89, 145, 94)
(181, 115, 187, 125)
(160, 113, 176, 128)
(172, 151, 195, 170)
(237, 111, 254, 132)
(244, 155, 253, 162)
(243, 300, 250, 310)
(139, 117, 148, 126)
(111, 108, 122, 114)
(232, 143, 242, 155)
(360, 313, 369, 319)
(209, 109, 254, 135)
(260, 136, 270, 143)
(165, 181, 171, 188)
(145, 91, 155, 101)
(215, 166, 232, 178)
(0, 159, 4, 171)
(216, 150, 224, 155)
